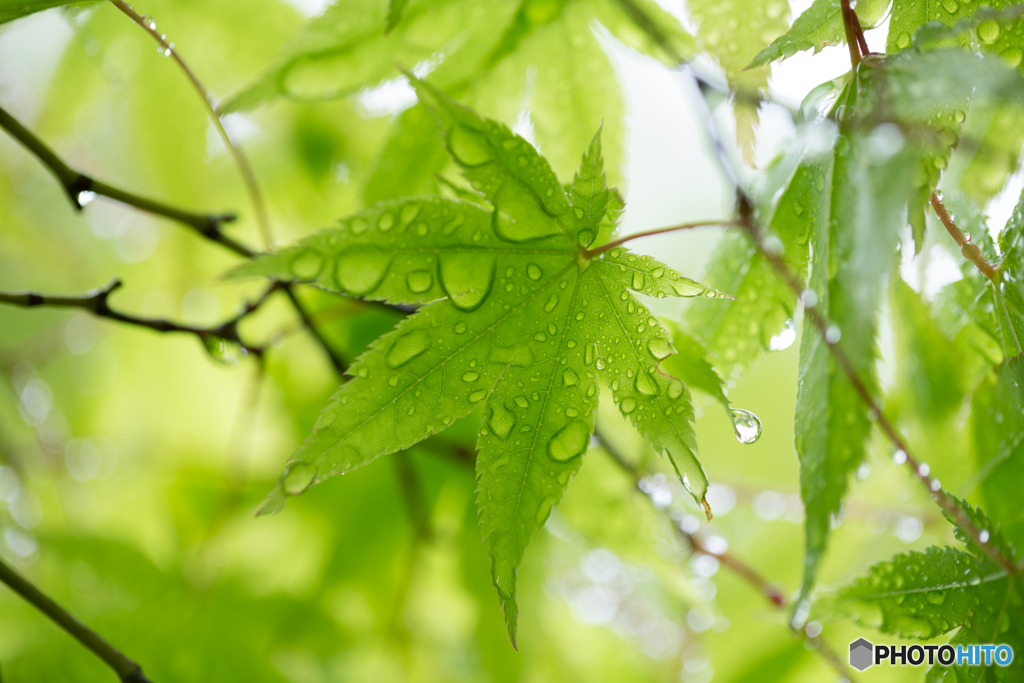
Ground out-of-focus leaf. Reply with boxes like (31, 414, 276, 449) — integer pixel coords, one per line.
(230, 80, 729, 644)
(386, 0, 409, 32)
(684, 148, 816, 378)
(954, 99, 1024, 205)
(748, 0, 890, 68)
(793, 99, 913, 605)
(363, 103, 448, 204)
(0, 0, 96, 24)
(888, 0, 979, 52)
(889, 279, 966, 421)
(830, 546, 1013, 638)
(687, 0, 790, 163)
(222, 0, 519, 112)
(971, 355, 1024, 549)
(827, 509, 1024, 682)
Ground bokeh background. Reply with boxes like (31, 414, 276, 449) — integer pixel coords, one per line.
(0, 1, 1004, 681)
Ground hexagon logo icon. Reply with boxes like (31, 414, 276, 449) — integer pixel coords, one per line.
(850, 638, 874, 671)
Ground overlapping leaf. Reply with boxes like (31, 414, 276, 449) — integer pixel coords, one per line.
(825, 503, 1024, 682)
(748, 0, 890, 68)
(791, 67, 917, 607)
(684, 144, 814, 378)
(688, 0, 790, 162)
(230, 77, 729, 644)
(0, 0, 96, 24)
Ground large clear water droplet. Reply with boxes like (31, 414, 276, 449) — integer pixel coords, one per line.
(336, 252, 391, 295)
(291, 251, 324, 280)
(77, 190, 97, 207)
(488, 403, 516, 440)
(448, 127, 490, 167)
(282, 461, 317, 495)
(635, 373, 658, 396)
(386, 329, 430, 368)
(731, 409, 762, 444)
(548, 420, 590, 462)
(406, 269, 433, 293)
(438, 253, 495, 311)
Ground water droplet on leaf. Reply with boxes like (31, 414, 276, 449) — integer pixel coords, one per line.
(548, 420, 590, 462)
(386, 329, 430, 368)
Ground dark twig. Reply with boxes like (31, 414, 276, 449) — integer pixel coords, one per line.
(0, 105, 247, 257)
(281, 286, 348, 376)
(594, 430, 859, 682)
(0, 555, 153, 682)
(0, 101, 352, 374)
(0, 278, 267, 358)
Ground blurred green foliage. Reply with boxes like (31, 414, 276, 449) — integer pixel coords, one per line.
(2, 1, 1024, 682)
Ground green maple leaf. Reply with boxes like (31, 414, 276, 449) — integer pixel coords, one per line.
(825, 500, 1024, 682)
(229, 76, 729, 645)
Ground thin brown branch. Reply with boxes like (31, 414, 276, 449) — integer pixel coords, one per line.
(595, 429, 860, 682)
(584, 220, 737, 258)
(0, 278, 268, 358)
(597, 429, 785, 606)
(0, 555, 153, 682)
(0, 105, 247, 257)
(108, 0, 273, 249)
(840, 0, 863, 69)
(929, 192, 1001, 282)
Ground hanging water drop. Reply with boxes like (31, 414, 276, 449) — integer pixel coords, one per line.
(203, 337, 243, 365)
(77, 190, 97, 207)
(731, 408, 762, 444)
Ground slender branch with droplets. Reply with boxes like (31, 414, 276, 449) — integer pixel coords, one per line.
(616, 0, 1021, 576)
(108, 0, 273, 250)
(0, 278, 269, 358)
(0, 555, 153, 682)
(594, 429, 860, 683)
(583, 220, 738, 258)
(743, 218, 1020, 576)
(929, 192, 1001, 282)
